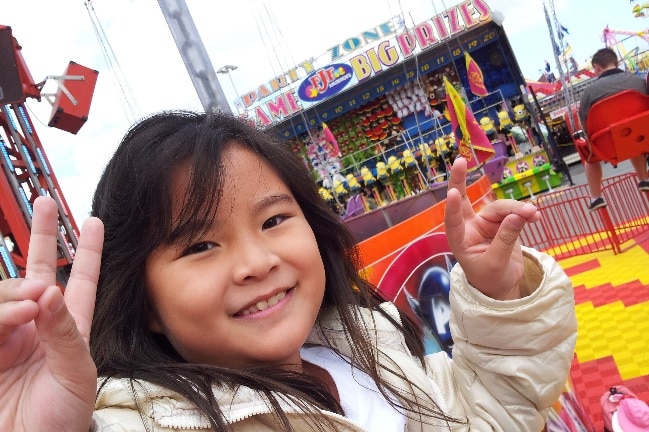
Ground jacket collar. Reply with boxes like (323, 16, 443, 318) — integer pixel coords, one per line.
(598, 68, 624, 79)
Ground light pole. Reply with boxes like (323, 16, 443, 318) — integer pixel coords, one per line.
(217, 65, 241, 113)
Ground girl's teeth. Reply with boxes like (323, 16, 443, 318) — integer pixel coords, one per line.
(267, 291, 285, 307)
(242, 291, 287, 316)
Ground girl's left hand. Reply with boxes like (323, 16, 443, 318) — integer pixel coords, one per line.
(444, 157, 541, 300)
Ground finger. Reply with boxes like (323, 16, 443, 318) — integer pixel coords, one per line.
(35, 285, 97, 390)
(64, 217, 104, 342)
(477, 200, 541, 224)
(447, 157, 468, 198)
(0, 278, 49, 303)
(482, 213, 527, 262)
(0, 300, 39, 343)
(444, 188, 466, 255)
(0, 279, 46, 323)
(0, 279, 48, 343)
(26, 196, 59, 286)
(447, 157, 475, 220)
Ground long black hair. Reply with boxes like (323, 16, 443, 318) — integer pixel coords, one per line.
(90, 110, 460, 430)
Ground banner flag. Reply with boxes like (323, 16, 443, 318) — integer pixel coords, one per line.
(443, 76, 494, 170)
(557, 22, 569, 40)
(560, 44, 573, 60)
(464, 51, 488, 97)
(321, 122, 341, 157)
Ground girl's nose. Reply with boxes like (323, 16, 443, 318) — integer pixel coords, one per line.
(232, 240, 281, 283)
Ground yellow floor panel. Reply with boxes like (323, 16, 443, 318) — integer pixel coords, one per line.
(575, 301, 649, 379)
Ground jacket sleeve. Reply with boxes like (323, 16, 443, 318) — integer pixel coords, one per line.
(578, 90, 591, 129)
(436, 246, 577, 431)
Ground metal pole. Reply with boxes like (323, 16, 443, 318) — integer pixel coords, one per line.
(543, 1, 575, 132)
(156, 0, 231, 113)
(528, 85, 574, 185)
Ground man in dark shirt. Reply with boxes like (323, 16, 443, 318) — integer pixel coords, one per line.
(578, 48, 649, 211)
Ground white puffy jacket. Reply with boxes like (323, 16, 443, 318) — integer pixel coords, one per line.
(92, 247, 577, 431)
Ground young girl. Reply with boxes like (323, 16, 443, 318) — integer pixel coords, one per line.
(0, 111, 576, 431)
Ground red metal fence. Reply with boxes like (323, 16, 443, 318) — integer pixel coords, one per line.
(520, 173, 649, 259)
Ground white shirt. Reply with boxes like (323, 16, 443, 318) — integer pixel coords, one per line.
(300, 346, 407, 431)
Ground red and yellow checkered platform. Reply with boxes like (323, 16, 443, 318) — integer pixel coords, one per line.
(559, 232, 649, 430)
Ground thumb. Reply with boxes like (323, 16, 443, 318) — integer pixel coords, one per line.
(484, 213, 526, 262)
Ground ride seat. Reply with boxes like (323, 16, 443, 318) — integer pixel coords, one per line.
(585, 90, 649, 165)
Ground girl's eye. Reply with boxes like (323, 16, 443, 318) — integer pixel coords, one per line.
(262, 215, 287, 230)
(183, 242, 215, 256)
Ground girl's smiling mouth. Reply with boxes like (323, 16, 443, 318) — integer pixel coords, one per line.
(236, 288, 294, 317)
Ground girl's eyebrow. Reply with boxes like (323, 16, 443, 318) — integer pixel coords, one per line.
(252, 194, 295, 214)
(168, 219, 212, 245)
(167, 194, 296, 245)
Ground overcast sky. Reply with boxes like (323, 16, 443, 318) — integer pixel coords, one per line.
(2, 0, 647, 223)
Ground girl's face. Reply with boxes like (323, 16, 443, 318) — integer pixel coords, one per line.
(145, 143, 326, 369)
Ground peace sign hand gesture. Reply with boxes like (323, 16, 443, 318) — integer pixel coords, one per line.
(444, 157, 541, 300)
(0, 196, 103, 432)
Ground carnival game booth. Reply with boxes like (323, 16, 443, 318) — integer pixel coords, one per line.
(236, 2, 552, 229)
(274, 15, 555, 213)
(270, 16, 523, 181)
(491, 149, 563, 200)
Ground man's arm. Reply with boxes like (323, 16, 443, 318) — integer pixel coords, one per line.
(578, 90, 591, 132)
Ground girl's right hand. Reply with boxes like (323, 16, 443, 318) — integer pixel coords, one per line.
(0, 196, 104, 432)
